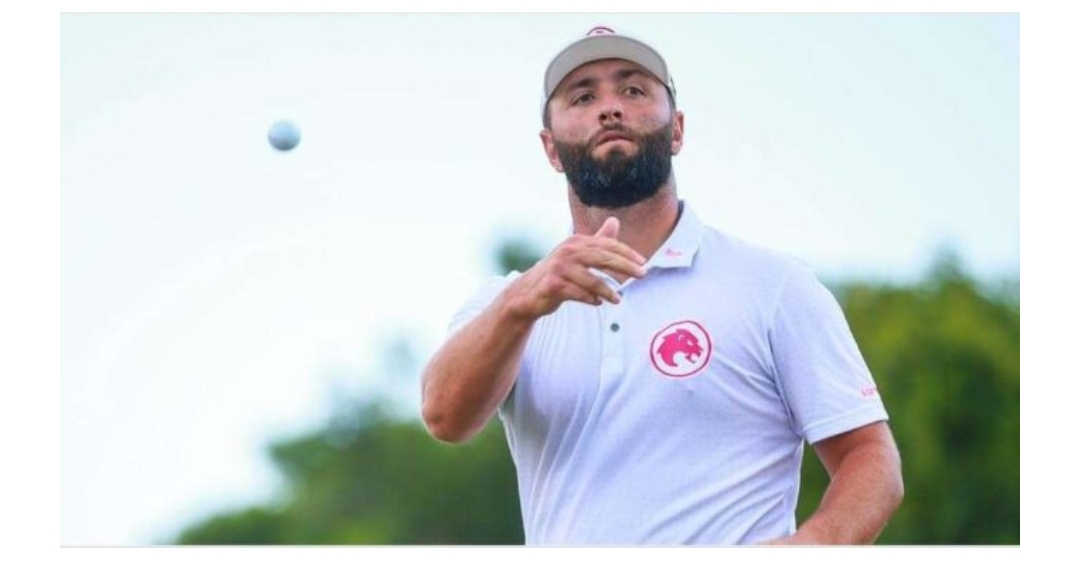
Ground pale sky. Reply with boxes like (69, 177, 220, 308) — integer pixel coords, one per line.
(60, 13, 1019, 545)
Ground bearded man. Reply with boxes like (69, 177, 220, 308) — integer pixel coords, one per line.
(420, 27, 903, 545)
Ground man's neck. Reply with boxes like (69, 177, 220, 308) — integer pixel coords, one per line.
(568, 184, 682, 271)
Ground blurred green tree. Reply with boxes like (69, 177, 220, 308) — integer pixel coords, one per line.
(176, 403, 523, 545)
(492, 235, 545, 275)
(797, 251, 1020, 544)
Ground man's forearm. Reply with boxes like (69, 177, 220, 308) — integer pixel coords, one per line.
(422, 220, 647, 444)
(797, 441, 904, 543)
(420, 291, 536, 443)
(770, 422, 904, 545)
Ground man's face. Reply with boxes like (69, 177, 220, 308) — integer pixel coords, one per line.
(541, 59, 684, 209)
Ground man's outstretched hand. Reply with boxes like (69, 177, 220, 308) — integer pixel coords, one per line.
(503, 217, 647, 320)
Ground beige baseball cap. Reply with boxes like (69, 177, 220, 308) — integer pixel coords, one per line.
(543, 26, 676, 102)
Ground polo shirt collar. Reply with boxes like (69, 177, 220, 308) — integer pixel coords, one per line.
(647, 200, 702, 270)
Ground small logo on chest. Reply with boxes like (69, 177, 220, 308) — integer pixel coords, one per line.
(649, 320, 713, 378)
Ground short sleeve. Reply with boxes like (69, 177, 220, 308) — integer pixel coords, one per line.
(769, 263, 888, 444)
(448, 272, 520, 335)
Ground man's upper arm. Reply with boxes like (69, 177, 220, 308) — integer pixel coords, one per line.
(769, 262, 889, 444)
(812, 421, 899, 478)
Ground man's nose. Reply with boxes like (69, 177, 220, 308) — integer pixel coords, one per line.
(599, 97, 623, 123)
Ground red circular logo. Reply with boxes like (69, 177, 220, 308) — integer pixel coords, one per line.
(649, 320, 712, 378)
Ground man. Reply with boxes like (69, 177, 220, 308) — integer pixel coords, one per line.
(421, 26, 903, 545)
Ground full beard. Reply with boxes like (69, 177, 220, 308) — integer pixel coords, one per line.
(553, 121, 674, 210)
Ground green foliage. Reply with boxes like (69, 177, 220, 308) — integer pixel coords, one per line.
(796, 255, 1020, 544)
(493, 237, 544, 275)
(175, 506, 290, 545)
(177, 404, 523, 545)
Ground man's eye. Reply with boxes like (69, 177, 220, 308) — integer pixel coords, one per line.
(625, 86, 645, 97)
(572, 93, 594, 105)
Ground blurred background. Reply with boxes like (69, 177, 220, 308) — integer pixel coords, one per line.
(60, 13, 1019, 545)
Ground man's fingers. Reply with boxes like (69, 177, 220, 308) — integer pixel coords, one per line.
(583, 245, 647, 278)
(531, 221, 653, 313)
(564, 268, 621, 304)
(561, 283, 603, 307)
(592, 236, 647, 266)
(593, 216, 620, 240)
(586, 255, 646, 280)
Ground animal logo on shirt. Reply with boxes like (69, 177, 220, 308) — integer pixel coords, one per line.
(657, 329, 703, 368)
(649, 320, 713, 378)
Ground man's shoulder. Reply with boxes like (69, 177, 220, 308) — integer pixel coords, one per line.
(448, 270, 523, 333)
(467, 270, 522, 302)
(697, 222, 809, 278)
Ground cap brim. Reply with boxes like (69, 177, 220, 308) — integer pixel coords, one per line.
(544, 34, 671, 100)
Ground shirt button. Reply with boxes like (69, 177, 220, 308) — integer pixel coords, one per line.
(610, 323, 620, 332)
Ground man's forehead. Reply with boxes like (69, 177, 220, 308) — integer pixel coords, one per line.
(554, 59, 663, 94)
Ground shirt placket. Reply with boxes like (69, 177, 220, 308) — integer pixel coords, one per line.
(597, 276, 627, 392)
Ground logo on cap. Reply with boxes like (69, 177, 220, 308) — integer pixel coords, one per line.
(649, 320, 712, 378)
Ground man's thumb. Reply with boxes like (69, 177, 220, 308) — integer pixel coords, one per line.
(594, 216, 620, 239)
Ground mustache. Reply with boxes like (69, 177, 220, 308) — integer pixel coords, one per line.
(590, 125, 637, 148)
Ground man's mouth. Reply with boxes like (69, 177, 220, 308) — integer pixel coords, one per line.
(594, 131, 634, 147)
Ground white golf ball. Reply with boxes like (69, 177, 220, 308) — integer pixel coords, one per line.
(268, 120, 301, 151)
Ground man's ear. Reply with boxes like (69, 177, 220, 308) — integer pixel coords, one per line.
(540, 129, 565, 173)
(670, 110, 685, 156)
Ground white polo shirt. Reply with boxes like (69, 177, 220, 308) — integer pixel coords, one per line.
(448, 202, 888, 545)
